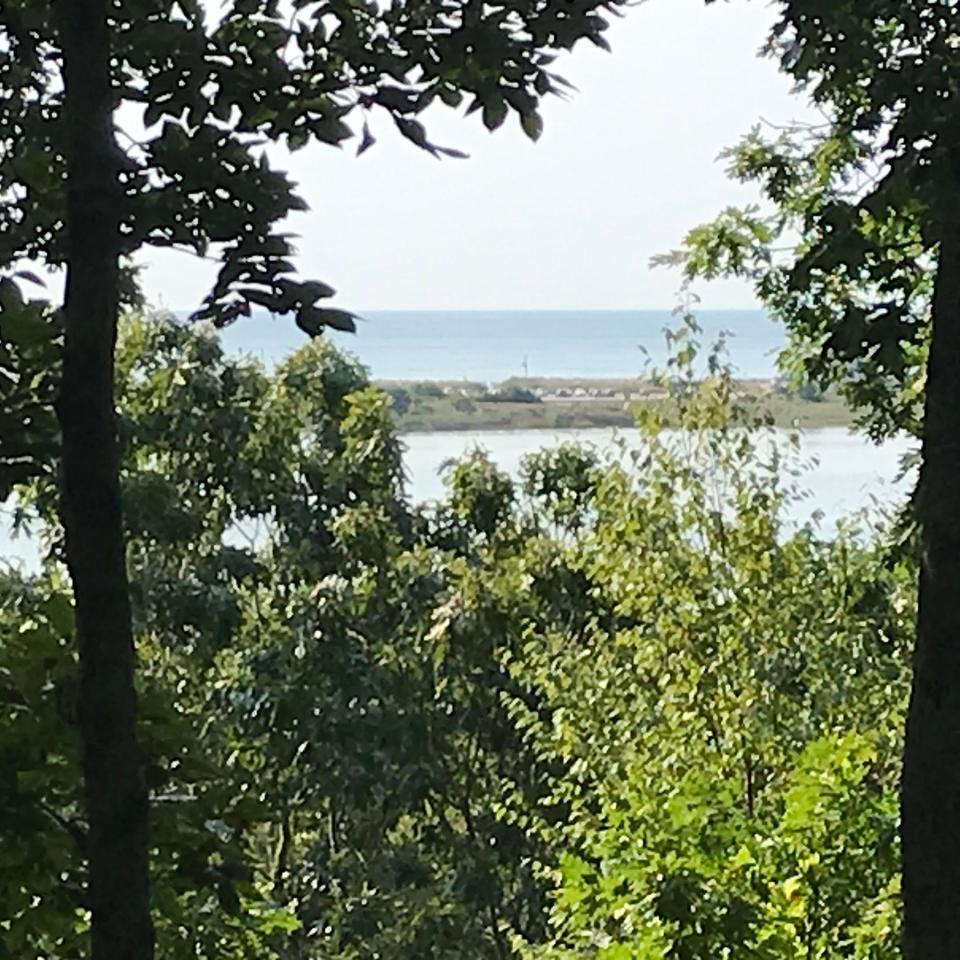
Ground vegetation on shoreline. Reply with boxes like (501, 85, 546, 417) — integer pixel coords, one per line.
(380, 377, 856, 433)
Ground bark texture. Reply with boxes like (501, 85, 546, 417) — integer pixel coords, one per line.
(56, 1, 154, 957)
(902, 193, 960, 960)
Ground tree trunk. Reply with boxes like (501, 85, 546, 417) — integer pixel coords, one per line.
(901, 204, 960, 959)
(56, 2, 154, 958)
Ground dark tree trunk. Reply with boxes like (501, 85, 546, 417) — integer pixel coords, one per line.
(902, 203, 960, 959)
(55, 1, 154, 958)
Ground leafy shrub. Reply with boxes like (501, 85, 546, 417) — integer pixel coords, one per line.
(412, 382, 446, 399)
(387, 386, 412, 415)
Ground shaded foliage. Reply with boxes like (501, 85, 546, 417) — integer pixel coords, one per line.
(668, 3, 960, 442)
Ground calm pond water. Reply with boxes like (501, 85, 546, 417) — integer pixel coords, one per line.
(400, 426, 916, 529)
(1, 427, 915, 573)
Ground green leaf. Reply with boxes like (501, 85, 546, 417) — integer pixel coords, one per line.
(1, 310, 54, 347)
(394, 117, 435, 154)
(13, 271, 45, 288)
(296, 305, 357, 336)
(437, 86, 463, 108)
(357, 121, 376, 156)
(482, 99, 508, 131)
(41, 594, 75, 637)
(520, 110, 544, 142)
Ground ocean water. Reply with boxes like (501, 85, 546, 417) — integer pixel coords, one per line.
(218, 309, 785, 382)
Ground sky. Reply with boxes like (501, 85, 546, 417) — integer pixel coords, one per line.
(141, 0, 814, 314)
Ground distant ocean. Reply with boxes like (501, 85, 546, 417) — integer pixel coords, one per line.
(217, 309, 784, 382)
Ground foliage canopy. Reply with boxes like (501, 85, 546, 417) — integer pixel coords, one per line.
(1, 314, 912, 957)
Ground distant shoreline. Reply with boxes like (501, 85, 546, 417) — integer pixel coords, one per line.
(378, 377, 855, 434)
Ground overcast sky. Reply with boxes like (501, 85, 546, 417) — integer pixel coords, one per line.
(141, 0, 813, 313)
